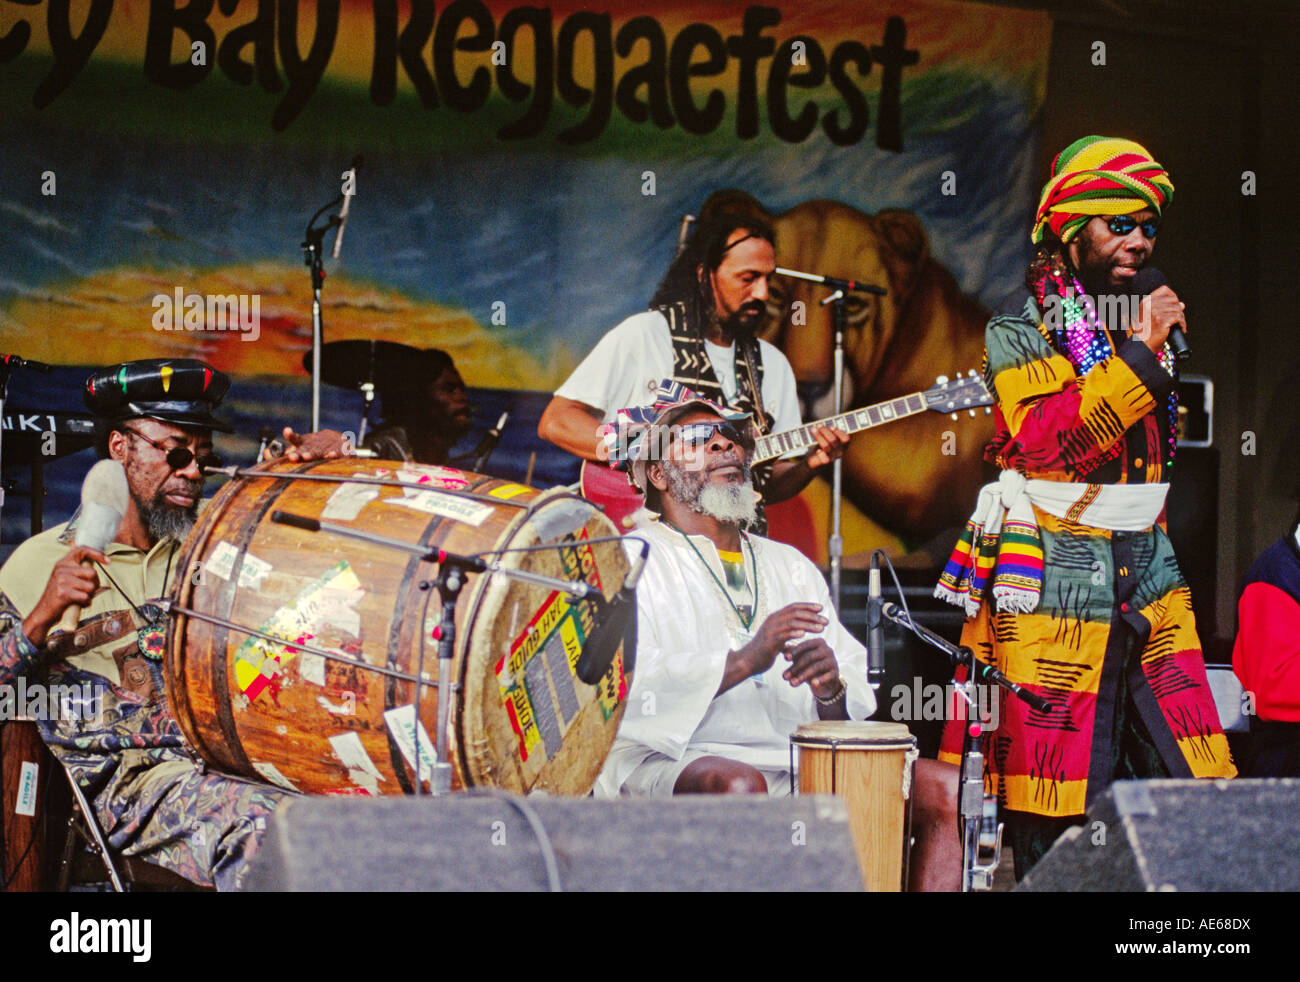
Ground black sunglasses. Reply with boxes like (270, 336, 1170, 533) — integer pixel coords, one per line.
(673, 421, 752, 450)
(124, 427, 223, 472)
(1104, 215, 1160, 239)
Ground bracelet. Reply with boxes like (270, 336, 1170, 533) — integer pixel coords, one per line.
(814, 678, 847, 705)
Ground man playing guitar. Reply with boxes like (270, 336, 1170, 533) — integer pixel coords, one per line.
(537, 212, 848, 530)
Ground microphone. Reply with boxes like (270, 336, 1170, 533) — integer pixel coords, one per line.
(1, 354, 53, 373)
(471, 411, 510, 472)
(1132, 267, 1190, 361)
(332, 155, 362, 260)
(866, 553, 885, 688)
(880, 602, 1054, 714)
(59, 460, 129, 633)
(675, 214, 695, 258)
(575, 539, 648, 684)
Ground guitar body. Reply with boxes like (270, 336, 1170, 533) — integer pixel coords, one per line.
(580, 461, 646, 531)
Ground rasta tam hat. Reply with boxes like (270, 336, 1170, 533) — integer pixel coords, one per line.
(1032, 135, 1174, 246)
(606, 380, 752, 500)
(84, 358, 234, 432)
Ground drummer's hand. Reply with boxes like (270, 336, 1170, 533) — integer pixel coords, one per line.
(22, 545, 109, 647)
(742, 603, 829, 675)
(265, 427, 352, 462)
(783, 638, 841, 699)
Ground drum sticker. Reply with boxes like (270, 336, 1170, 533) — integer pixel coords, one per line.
(251, 761, 300, 792)
(15, 761, 38, 817)
(397, 465, 469, 490)
(318, 650, 370, 716)
(384, 487, 493, 526)
(298, 652, 327, 687)
(234, 561, 363, 703)
(328, 732, 386, 796)
(205, 540, 274, 589)
(383, 704, 437, 786)
(321, 482, 380, 522)
(489, 483, 532, 500)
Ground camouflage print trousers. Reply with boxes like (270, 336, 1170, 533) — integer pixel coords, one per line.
(93, 751, 286, 891)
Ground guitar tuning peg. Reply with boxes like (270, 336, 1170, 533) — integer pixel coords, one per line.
(950, 412, 958, 421)
(968, 369, 977, 377)
(936, 375, 949, 385)
(985, 407, 992, 415)
(968, 409, 976, 417)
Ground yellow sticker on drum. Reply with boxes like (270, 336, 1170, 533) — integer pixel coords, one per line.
(234, 560, 362, 704)
(489, 483, 531, 500)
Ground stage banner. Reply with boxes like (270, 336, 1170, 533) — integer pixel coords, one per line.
(1, 0, 1050, 559)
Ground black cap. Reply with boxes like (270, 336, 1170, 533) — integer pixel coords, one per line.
(83, 359, 234, 433)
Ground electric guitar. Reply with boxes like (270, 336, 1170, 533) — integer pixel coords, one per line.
(580, 372, 994, 529)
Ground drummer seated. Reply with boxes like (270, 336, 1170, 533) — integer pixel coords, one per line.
(0, 358, 349, 891)
(593, 397, 961, 890)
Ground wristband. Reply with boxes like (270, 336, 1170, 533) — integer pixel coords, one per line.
(814, 678, 847, 705)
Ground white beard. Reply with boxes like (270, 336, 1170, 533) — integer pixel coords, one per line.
(662, 456, 757, 526)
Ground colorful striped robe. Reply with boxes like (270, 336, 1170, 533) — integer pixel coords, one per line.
(937, 290, 1235, 817)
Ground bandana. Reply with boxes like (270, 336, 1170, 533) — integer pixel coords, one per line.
(604, 381, 750, 496)
(1032, 135, 1174, 245)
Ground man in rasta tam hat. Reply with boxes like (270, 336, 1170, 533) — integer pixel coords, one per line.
(934, 137, 1235, 880)
(0, 359, 347, 890)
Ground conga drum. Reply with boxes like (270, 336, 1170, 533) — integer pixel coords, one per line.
(166, 459, 632, 796)
(792, 721, 918, 891)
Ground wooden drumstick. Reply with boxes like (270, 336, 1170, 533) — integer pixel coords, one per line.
(59, 460, 128, 634)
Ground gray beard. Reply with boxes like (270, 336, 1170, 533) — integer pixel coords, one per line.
(662, 457, 758, 526)
(134, 489, 198, 543)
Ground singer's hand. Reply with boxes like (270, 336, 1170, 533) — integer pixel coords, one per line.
(264, 427, 353, 462)
(783, 638, 841, 697)
(1132, 285, 1186, 355)
(23, 546, 108, 647)
(803, 424, 850, 470)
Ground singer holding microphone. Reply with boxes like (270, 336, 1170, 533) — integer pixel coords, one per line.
(933, 136, 1235, 881)
(593, 392, 960, 890)
(0, 358, 348, 890)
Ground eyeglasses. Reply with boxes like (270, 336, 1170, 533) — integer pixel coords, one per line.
(672, 421, 752, 451)
(1104, 215, 1160, 239)
(123, 427, 222, 472)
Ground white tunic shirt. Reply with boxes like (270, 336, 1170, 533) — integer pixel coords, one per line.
(595, 521, 875, 796)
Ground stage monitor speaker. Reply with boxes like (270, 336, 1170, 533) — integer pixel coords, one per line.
(1016, 778, 1300, 892)
(243, 793, 864, 892)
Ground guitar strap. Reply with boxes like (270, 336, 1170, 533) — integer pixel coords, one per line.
(659, 301, 775, 533)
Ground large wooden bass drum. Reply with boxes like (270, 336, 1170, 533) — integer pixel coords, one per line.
(166, 459, 632, 796)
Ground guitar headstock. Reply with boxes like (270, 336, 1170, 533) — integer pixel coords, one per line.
(924, 370, 994, 418)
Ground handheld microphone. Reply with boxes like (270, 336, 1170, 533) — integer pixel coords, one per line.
(866, 553, 885, 688)
(59, 460, 129, 633)
(575, 539, 648, 684)
(332, 155, 362, 260)
(1132, 267, 1190, 361)
(1, 354, 53, 373)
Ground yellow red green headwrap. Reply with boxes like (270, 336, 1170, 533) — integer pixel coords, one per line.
(1032, 135, 1174, 245)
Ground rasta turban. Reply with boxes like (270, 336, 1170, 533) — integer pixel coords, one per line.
(1032, 135, 1174, 246)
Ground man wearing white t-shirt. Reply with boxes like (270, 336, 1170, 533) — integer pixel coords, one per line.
(538, 213, 847, 514)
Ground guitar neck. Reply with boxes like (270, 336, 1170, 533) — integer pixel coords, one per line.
(752, 393, 928, 464)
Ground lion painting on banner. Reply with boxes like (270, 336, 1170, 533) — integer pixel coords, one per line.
(700, 191, 995, 565)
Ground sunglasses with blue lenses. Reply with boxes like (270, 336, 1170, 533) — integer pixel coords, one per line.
(673, 421, 752, 450)
(1104, 215, 1161, 239)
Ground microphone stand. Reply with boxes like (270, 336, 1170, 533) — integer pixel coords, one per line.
(774, 267, 886, 612)
(301, 188, 348, 433)
(880, 602, 1050, 892)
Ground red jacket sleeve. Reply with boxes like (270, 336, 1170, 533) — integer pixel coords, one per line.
(1233, 581, 1300, 722)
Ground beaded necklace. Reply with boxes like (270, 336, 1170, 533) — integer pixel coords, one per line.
(1034, 264, 1179, 470)
(663, 521, 760, 631)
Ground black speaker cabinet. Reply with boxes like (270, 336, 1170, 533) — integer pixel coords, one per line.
(244, 793, 864, 892)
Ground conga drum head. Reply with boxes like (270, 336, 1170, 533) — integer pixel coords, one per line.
(791, 720, 915, 748)
(166, 459, 631, 797)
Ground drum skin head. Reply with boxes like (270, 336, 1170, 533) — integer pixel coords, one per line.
(792, 720, 915, 747)
(165, 459, 631, 797)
